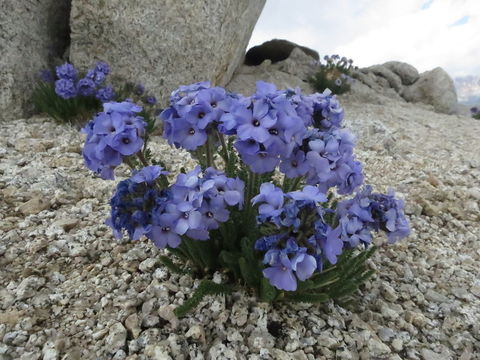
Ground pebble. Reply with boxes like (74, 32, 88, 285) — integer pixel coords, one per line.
(17, 197, 50, 215)
(185, 324, 205, 343)
(15, 276, 46, 301)
(105, 322, 127, 354)
(367, 338, 391, 356)
(125, 313, 141, 339)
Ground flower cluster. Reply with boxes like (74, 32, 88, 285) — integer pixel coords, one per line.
(161, 81, 239, 150)
(234, 82, 363, 195)
(161, 81, 362, 196)
(253, 181, 410, 291)
(336, 185, 411, 247)
(253, 184, 344, 291)
(471, 106, 480, 120)
(82, 101, 146, 179)
(82, 79, 410, 301)
(310, 54, 356, 95)
(42, 62, 116, 102)
(107, 165, 245, 247)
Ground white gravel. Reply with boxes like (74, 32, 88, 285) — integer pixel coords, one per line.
(0, 96, 479, 359)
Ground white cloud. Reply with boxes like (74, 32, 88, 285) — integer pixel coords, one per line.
(249, 0, 480, 77)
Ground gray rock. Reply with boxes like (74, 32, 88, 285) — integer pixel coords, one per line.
(105, 322, 127, 354)
(425, 289, 450, 303)
(366, 65, 403, 92)
(42, 341, 58, 360)
(317, 333, 339, 349)
(70, 0, 265, 104)
(367, 338, 391, 356)
(18, 197, 50, 215)
(158, 304, 178, 329)
(124, 313, 141, 339)
(384, 61, 420, 85)
(391, 338, 404, 352)
(421, 348, 451, 360)
(402, 67, 458, 114)
(144, 345, 172, 360)
(227, 61, 313, 97)
(51, 218, 79, 232)
(378, 327, 395, 342)
(381, 283, 399, 302)
(245, 38, 319, 66)
(353, 70, 384, 91)
(138, 258, 158, 273)
(247, 329, 275, 352)
(185, 324, 205, 343)
(272, 47, 317, 81)
(0, 1, 70, 120)
(15, 276, 46, 301)
(3, 330, 28, 346)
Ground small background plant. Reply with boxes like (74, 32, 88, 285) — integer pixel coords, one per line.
(79, 81, 410, 317)
(471, 106, 480, 120)
(33, 62, 160, 126)
(309, 55, 356, 95)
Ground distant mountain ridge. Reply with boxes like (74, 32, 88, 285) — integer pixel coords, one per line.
(454, 75, 480, 106)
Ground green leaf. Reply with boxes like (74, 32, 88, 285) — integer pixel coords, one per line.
(159, 256, 186, 275)
(219, 251, 242, 278)
(239, 257, 259, 287)
(174, 280, 232, 318)
(259, 277, 277, 302)
(284, 292, 329, 304)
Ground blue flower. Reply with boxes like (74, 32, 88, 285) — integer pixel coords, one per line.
(134, 84, 145, 95)
(310, 91, 344, 131)
(95, 61, 110, 75)
(255, 233, 285, 251)
(104, 101, 143, 115)
(55, 79, 77, 99)
(110, 128, 144, 155)
(148, 213, 182, 248)
(312, 223, 343, 266)
(96, 85, 116, 103)
(335, 159, 364, 195)
(287, 185, 327, 203)
(252, 183, 284, 219)
(262, 249, 298, 291)
(131, 166, 168, 184)
(262, 245, 317, 291)
(240, 150, 280, 174)
(106, 175, 159, 240)
(236, 100, 276, 143)
(145, 96, 157, 105)
(82, 101, 145, 179)
(56, 63, 77, 80)
(336, 186, 410, 246)
(167, 117, 208, 151)
(280, 150, 310, 178)
(77, 78, 96, 96)
(369, 190, 410, 243)
(39, 69, 54, 83)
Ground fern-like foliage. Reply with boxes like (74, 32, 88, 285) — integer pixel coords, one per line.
(282, 246, 376, 304)
(174, 280, 232, 318)
(32, 81, 101, 125)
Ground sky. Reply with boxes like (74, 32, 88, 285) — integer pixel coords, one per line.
(248, 0, 480, 78)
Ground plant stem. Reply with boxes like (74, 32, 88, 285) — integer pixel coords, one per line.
(287, 176, 303, 192)
(216, 131, 229, 164)
(205, 136, 214, 168)
(124, 157, 136, 170)
(137, 152, 150, 167)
